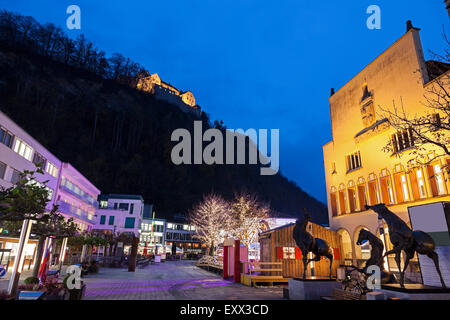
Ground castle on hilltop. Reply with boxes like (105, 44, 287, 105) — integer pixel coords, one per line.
(136, 73, 201, 116)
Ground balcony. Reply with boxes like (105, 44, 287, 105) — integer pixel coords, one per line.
(59, 184, 98, 207)
(56, 200, 94, 224)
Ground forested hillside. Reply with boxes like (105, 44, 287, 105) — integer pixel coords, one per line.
(0, 10, 328, 224)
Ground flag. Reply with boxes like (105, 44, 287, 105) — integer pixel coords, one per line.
(38, 244, 51, 284)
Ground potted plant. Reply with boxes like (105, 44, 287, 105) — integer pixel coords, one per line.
(63, 274, 86, 300)
(42, 277, 69, 300)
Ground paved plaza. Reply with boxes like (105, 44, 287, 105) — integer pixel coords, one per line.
(0, 260, 284, 300)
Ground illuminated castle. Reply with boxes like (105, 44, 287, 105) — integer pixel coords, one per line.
(137, 73, 200, 116)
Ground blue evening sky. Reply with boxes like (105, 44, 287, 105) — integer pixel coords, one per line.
(1, 1, 448, 203)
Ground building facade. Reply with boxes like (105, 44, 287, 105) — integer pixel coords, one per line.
(139, 217, 166, 254)
(55, 163, 101, 232)
(94, 194, 144, 237)
(322, 24, 450, 276)
(165, 221, 201, 252)
(0, 110, 61, 212)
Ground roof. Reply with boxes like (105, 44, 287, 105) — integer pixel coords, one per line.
(354, 118, 389, 138)
(260, 222, 296, 235)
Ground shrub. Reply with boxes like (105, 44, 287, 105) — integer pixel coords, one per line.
(24, 276, 40, 285)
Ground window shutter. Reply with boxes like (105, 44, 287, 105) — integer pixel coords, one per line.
(276, 247, 283, 259)
(295, 247, 302, 259)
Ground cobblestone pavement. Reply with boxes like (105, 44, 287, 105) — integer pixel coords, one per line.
(0, 261, 284, 300)
(81, 260, 284, 300)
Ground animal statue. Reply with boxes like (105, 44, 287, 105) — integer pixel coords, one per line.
(365, 204, 446, 288)
(293, 212, 333, 279)
(356, 228, 397, 284)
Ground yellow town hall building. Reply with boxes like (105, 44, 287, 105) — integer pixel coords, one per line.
(322, 23, 450, 275)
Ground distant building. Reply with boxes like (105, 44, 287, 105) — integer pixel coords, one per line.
(55, 163, 101, 232)
(165, 221, 201, 252)
(94, 194, 144, 237)
(322, 23, 450, 279)
(139, 217, 166, 254)
(136, 73, 201, 116)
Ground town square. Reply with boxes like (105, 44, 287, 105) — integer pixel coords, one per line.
(0, 0, 449, 313)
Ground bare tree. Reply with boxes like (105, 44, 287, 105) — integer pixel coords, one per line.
(230, 192, 270, 248)
(379, 34, 450, 169)
(189, 193, 232, 256)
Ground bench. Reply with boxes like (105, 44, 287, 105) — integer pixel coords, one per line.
(137, 258, 152, 268)
(241, 262, 288, 287)
(321, 288, 363, 300)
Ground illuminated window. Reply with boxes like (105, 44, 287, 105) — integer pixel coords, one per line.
(345, 151, 362, 172)
(391, 129, 414, 154)
(330, 192, 338, 217)
(357, 184, 367, 210)
(347, 188, 356, 212)
(394, 173, 409, 203)
(338, 190, 347, 214)
(46, 161, 58, 178)
(368, 180, 379, 205)
(409, 168, 427, 200)
(14, 138, 33, 161)
(380, 176, 395, 205)
(427, 163, 446, 196)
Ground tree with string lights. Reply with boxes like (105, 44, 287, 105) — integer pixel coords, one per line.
(189, 193, 233, 256)
(229, 192, 270, 248)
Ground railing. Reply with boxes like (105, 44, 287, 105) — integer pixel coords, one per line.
(56, 200, 94, 223)
(59, 184, 98, 207)
(196, 255, 223, 269)
(242, 261, 283, 276)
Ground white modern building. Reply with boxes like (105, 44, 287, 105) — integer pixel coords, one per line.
(0, 110, 61, 212)
(94, 194, 145, 237)
(54, 163, 101, 232)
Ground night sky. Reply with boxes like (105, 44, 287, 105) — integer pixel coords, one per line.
(2, 1, 448, 203)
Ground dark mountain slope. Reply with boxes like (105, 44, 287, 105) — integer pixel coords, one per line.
(0, 46, 328, 225)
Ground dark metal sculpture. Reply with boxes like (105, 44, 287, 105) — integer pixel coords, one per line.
(293, 212, 333, 279)
(365, 204, 446, 288)
(356, 228, 397, 284)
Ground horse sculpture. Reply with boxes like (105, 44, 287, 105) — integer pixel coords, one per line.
(365, 204, 446, 288)
(292, 212, 333, 279)
(356, 228, 397, 284)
